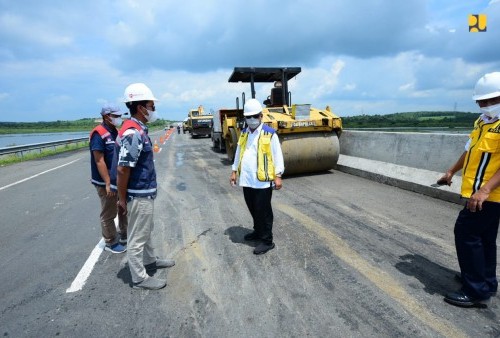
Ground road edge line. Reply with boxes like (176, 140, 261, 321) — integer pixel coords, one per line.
(66, 238, 105, 293)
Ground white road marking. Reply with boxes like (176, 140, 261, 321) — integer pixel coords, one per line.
(66, 238, 105, 293)
(67, 216, 121, 293)
(0, 158, 81, 191)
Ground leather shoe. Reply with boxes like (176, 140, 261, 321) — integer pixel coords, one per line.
(244, 232, 259, 241)
(253, 242, 275, 255)
(444, 290, 488, 308)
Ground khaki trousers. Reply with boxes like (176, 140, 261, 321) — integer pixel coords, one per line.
(95, 186, 128, 244)
(127, 197, 157, 283)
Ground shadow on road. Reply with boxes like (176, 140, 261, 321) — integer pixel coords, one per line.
(117, 265, 133, 287)
(395, 254, 460, 296)
(224, 226, 258, 247)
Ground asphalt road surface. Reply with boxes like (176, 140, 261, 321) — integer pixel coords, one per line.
(0, 129, 499, 337)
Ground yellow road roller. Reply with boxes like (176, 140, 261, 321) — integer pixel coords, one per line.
(220, 67, 342, 175)
(187, 105, 213, 138)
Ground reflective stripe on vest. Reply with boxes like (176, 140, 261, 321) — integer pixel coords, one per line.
(237, 125, 276, 182)
(462, 117, 500, 202)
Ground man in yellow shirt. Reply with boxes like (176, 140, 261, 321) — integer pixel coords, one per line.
(440, 72, 500, 308)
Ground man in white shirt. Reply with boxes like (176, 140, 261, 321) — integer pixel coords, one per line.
(230, 99, 285, 255)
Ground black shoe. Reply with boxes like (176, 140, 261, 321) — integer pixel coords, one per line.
(244, 232, 259, 241)
(253, 242, 275, 255)
(443, 290, 488, 308)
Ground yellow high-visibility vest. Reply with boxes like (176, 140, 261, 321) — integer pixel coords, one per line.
(237, 125, 276, 182)
(462, 117, 500, 202)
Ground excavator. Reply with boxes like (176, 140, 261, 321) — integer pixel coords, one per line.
(215, 67, 342, 175)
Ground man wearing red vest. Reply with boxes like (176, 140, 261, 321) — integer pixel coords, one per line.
(89, 104, 127, 253)
(112, 83, 175, 290)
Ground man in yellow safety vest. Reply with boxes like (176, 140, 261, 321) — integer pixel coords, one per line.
(440, 72, 500, 308)
(230, 99, 284, 255)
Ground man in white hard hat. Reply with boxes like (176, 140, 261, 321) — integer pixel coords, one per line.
(229, 98, 284, 255)
(439, 72, 500, 307)
(111, 83, 175, 290)
(89, 104, 127, 253)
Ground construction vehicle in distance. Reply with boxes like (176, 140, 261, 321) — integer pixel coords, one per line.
(186, 105, 213, 138)
(211, 108, 240, 153)
(215, 67, 342, 175)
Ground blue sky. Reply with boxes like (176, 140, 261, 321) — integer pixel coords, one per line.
(0, 0, 499, 122)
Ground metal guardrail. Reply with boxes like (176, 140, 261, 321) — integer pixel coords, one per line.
(0, 137, 88, 157)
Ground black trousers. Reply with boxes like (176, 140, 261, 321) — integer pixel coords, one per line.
(454, 201, 500, 299)
(243, 186, 273, 244)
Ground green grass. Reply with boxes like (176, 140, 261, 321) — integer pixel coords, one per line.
(0, 141, 89, 166)
(417, 115, 455, 121)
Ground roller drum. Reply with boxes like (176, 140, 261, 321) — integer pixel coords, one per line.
(280, 132, 340, 175)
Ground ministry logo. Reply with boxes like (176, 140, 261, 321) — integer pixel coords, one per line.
(469, 14, 487, 32)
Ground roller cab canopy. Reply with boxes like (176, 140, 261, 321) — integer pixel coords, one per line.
(228, 67, 301, 106)
(228, 67, 301, 83)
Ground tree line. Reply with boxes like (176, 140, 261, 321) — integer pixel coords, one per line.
(0, 112, 480, 134)
(341, 111, 479, 128)
(0, 118, 174, 134)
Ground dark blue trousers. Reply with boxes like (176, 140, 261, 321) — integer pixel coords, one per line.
(243, 187, 274, 244)
(454, 201, 500, 299)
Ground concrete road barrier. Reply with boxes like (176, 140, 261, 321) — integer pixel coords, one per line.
(338, 130, 470, 204)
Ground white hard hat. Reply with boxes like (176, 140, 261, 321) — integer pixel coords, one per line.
(243, 98, 263, 116)
(473, 72, 500, 101)
(124, 83, 157, 102)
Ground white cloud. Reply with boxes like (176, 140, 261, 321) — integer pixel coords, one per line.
(0, 13, 72, 46)
(399, 83, 414, 92)
(307, 60, 345, 99)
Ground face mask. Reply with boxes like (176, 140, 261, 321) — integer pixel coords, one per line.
(144, 109, 157, 123)
(480, 103, 500, 118)
(245, 117, 260, 129)
(111, 117, 122, 127)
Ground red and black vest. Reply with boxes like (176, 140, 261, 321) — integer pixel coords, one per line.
(110, 119, 157, 199)
(89, 123, 117, 186)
